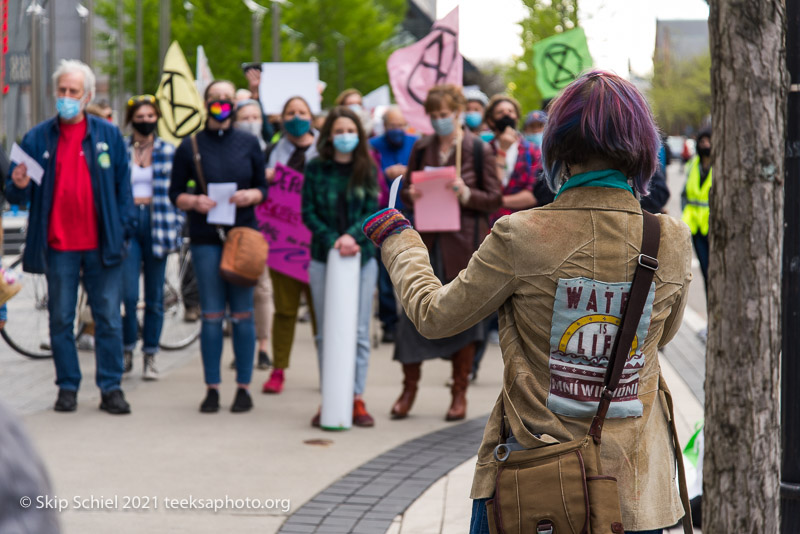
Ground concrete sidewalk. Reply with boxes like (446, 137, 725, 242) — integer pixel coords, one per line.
(4, 313, 506, 533)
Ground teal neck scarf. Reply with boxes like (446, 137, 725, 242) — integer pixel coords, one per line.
(555, 169, 634, 199)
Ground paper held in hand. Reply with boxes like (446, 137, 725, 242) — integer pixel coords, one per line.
(206, 182, 237, 226)
(411, 166, 461, 232)
(10, 143, 45, 186)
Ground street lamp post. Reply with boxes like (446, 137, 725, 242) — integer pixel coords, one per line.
(116, 0, 124, 124)
(159, 0, 170, 68)
(271, 1, 281, 62)
(135, 0, 143, 94)
(243, 0, 268, 63)
(781, 1, 800, 531)
(332, 31, 346, 95)
(76, 3, 90, 65)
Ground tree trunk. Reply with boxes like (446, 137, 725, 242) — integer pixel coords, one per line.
(705, 1, 786, 533)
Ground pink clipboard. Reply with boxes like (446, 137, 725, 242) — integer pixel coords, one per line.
(411, 166, 461, 232)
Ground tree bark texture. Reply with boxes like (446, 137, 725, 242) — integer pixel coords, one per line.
(705, 1, 786, 533)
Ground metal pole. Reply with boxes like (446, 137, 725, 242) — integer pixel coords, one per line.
(116, 0, 124, 122)
(46, 0, 54, 115)
(135, 0, 142, 94)
(781, 0, 800, 530)
(29, 3, 42, 125)
(159, 0, 170, 69)
(271, 1, 280, 62)
(252, 13, 260, 62)
(82, 0, 93, 67)
(337, 40, 344, 95)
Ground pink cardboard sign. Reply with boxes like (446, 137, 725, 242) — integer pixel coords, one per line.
(411, 166, 461, 232)
(387, 7, 462, 135)
(255, 163, 311, 284)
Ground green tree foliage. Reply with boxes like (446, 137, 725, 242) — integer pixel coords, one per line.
(96, 0, 406, 107)
(505, 0, 579, 114)
(648, 52, 711, 135)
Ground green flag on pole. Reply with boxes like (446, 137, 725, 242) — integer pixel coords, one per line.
(532, 28, 593, 100)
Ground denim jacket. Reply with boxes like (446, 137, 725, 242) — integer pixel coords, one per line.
(7, 114, 134, 274)
(381, 187, 693, 530)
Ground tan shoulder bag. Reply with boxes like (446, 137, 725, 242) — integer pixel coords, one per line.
(189, 135, 267, 287)
(487, 211, 693, 534)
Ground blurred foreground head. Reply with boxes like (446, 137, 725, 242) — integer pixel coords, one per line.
(0, 402, 60, 533)
(542, 70, 660, 195)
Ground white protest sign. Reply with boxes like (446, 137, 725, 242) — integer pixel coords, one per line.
(258, 62, 321, 115)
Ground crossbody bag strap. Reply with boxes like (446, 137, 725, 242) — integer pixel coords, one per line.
(189, 134, 226, 242)
(659, 375, 694, 534)
(588, 210, 660, 444)
(189, 134, 207, 194)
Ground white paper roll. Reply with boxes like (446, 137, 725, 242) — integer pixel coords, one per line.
(320, 248, 361, 430)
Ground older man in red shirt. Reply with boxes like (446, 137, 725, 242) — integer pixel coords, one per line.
(8, 60, 134, 414)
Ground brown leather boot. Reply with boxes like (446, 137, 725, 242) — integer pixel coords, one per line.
(446, 345, 476, 421)
(391, 363, 421, 419)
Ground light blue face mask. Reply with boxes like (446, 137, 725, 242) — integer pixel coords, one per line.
(431, 116, 455, 137)
(465, 111, 483, 129)
(479, 131, 495, 143)
(56, 97, 83, 120)
(333, 132, 360, 153)
(525, 133, 543, 146)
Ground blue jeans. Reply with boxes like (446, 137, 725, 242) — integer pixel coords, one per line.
(692, 232, 709, 295)
(308, 257, 378, 396)
(469, 499, 662, 534)
(122, 205, 167, 354)
(47, 248, 124, 393)
(191, 244, 255, 386)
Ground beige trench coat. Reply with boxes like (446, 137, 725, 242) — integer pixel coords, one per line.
(381, 186, 693, 530)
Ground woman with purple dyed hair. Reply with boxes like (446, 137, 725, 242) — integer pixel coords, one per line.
(363, 70, 693, 533)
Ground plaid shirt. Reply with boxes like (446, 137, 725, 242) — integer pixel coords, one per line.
(127, 136, 183, 258)
(490, 138, 542, 225)
(301, 157, 378, 266)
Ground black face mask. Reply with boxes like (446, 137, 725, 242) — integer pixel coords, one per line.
(270, 121, 282, 133)
(131, 120, 157, 136)
(697, 146, 711, 158)
(494, 114, 517, 133)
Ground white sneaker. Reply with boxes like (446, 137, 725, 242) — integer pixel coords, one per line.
(143, 354, 159, 381)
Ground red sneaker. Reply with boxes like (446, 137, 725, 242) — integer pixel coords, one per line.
(353, 399, 375, 427)
(262, 369, 284, 394)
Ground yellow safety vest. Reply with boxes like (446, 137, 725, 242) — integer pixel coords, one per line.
(681, 156, 712, 236)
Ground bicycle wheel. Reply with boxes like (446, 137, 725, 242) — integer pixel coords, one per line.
(0, 257, 53, 358)
(159, 245, 201, 350)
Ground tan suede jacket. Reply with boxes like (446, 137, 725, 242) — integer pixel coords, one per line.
(382, 187, 693, 530)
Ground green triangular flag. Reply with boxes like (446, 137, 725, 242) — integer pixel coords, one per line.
(532, 28, 593, 100)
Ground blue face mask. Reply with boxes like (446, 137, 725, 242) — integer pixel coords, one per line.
(431, 116, 455, 137)
(284, 116, 311, 137)
(479, 131, 495, 143)
(56, 97, 83, 120)
(333, 132, 360, 154)
(465, 111, 483, 130)
(348, 104, 363, 114)
(385, 128, 405, 147)
(525, 133, 543, 146)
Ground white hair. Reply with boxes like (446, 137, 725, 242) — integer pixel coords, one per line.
(52, 59, 96, 101)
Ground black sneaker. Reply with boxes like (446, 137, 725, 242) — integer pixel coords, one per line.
(231, 388, 253, 413)
(54, 389, 77, 412)
(200, 388, 220, 413)
(99, 390, 131, 415)
(257, 350, 271, 370)
(381, 328, 396, 343)
(123, 350, 133, 373)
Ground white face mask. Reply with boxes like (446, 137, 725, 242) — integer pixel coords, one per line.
(235, 121, 266, 150)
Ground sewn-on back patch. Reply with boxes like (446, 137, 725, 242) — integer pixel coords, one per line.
(547, 277, 655, 419)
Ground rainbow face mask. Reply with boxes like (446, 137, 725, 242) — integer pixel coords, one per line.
(207, 100, 233, 122)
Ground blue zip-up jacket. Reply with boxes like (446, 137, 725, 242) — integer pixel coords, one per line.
(6, 114, 135, 274)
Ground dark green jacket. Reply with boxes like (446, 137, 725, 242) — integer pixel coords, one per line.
(301, 157, 378, 265)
